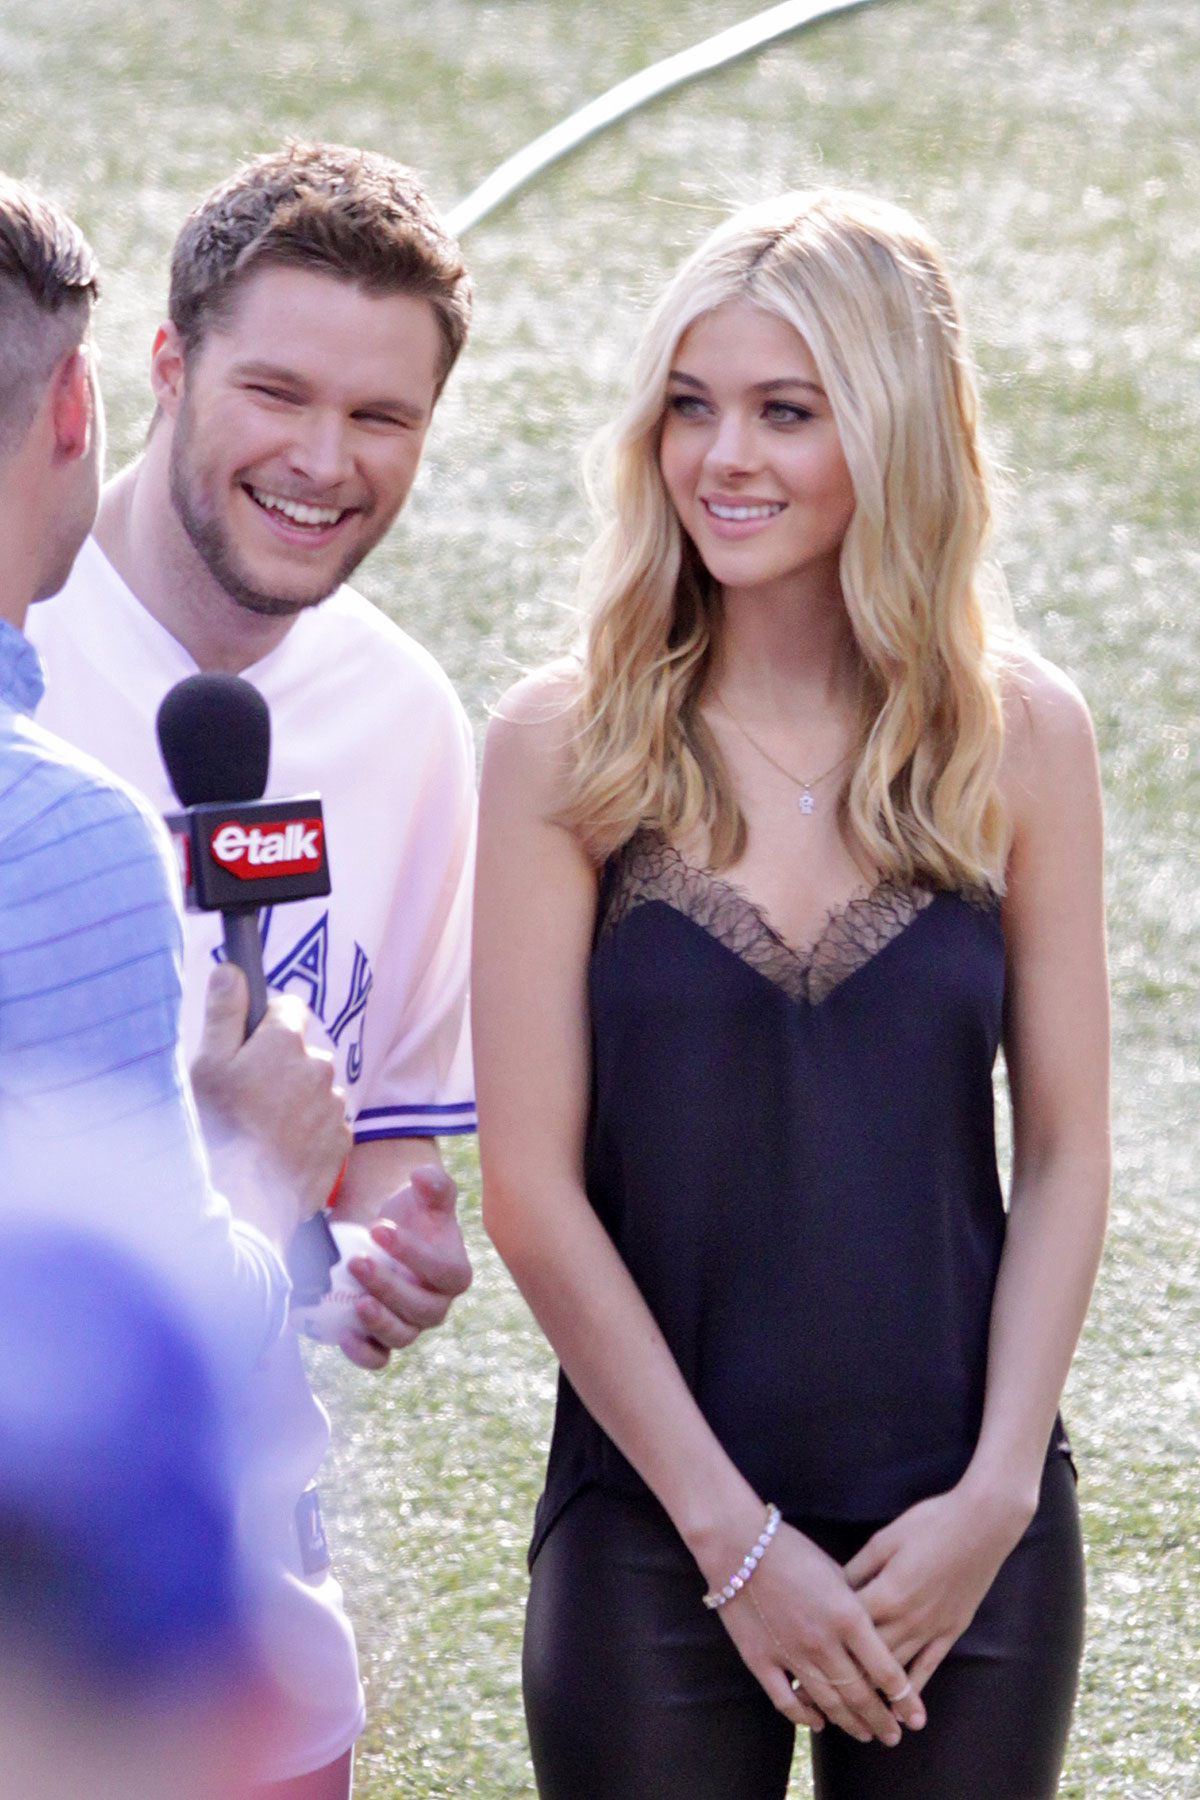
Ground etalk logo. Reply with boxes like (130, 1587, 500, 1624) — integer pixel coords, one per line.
(210, 819, 324, 880)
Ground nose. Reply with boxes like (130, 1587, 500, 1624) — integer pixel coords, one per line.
(287, 410, 355, 490)
(702, 408, 757, 478)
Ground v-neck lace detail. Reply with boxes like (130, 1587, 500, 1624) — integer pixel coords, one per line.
(598, 833, 935, 1006)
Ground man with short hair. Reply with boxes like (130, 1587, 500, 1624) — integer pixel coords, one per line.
(30, 144, 478, 1798)
(0, 172, 346, 1347)
(0, 176, 359, 1799)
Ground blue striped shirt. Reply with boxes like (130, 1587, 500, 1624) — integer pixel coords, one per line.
(0, 617, 289, 1381)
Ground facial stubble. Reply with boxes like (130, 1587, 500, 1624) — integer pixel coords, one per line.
(166, 390, 378, 619)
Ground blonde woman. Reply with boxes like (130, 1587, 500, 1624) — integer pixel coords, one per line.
(473, 192, 1109, 1800)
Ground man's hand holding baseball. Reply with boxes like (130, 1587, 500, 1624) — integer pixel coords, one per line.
(337, 1166, 473, 1371)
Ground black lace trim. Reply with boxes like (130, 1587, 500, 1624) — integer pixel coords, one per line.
(598, 833, 935, 1006)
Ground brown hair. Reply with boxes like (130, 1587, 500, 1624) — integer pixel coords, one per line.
(168, 142, 471, 391)
(0, 174, 98, 456)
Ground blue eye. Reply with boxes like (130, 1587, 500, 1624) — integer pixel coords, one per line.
(666, 393, 710, 419)
(764, 401, 813, 425)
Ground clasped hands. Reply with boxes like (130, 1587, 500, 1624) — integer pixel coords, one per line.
(718, 1484, 1030, 1745)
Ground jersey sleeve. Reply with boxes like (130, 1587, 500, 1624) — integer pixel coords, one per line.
(349, 688, 477, 1143)
(0, 736, 291, 1382)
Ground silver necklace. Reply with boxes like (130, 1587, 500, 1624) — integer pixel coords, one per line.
(715, 693, 853, 816)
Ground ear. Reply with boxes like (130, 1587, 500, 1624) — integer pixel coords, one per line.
(150, 321, 187, 417)
(48, 346, 94, 463)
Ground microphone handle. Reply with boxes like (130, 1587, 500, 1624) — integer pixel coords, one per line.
(220, 906, 338, 1301)
(221, 909, 269, 1032)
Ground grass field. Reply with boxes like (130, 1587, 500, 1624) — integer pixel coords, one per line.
(2, 1, 1197, 1793)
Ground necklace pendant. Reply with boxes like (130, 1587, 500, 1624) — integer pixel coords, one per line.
(798, 787, 815, 815)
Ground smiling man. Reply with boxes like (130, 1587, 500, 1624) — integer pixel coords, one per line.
(28, 144, 477, 1800)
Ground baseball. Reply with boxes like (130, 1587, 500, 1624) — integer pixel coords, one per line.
(289, 1220, 393, 1344)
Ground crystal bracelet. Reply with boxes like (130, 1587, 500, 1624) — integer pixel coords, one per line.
(702, 1504, 782, 1609)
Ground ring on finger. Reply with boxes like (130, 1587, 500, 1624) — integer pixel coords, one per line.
(886, 1680, 913, 1704)
(789, 1676, 823, 1711)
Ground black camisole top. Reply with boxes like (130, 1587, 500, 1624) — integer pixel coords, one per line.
(531, 833, 1065, 1561)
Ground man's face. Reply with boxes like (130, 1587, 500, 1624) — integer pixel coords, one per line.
(161, 264, 443, 616)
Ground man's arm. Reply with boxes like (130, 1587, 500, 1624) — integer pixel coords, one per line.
(334, 1135, 442, 1219)
(0, 742, 299, 1382)
(313, 675, 478, 1370)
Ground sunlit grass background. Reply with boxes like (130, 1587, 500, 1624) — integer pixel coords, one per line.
(3, 1, 1197, 1793)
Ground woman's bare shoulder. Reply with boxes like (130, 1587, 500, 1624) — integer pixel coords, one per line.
(999, 643, 1095, 768)
(997, 643, 1099, 828)
(491, 659, 582, 731)
(481, 661, 584, 814)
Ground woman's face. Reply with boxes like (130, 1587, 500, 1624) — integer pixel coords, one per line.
(658, 299, 856, 605)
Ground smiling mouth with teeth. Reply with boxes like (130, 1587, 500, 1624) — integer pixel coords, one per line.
(703, 499, 787, 522)
(247, 485, 350, 529)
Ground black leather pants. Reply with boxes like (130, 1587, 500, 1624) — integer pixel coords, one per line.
(524, 1455, 1084, 1800)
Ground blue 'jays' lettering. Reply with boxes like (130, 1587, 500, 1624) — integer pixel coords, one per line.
(211, 910, 373, 1085)
(329, 945, 373, 1086)
(266, 913, 330, 1019)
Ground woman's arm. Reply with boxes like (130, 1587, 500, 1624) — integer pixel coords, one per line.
(846, 651, 1110, 1686)
(474, 674, 923, 1746)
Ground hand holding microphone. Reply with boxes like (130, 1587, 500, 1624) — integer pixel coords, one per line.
(191, 963, 352, 1235)
(157, 673, 348, 1294)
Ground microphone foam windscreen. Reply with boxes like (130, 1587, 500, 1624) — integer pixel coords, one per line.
(156, 673, 271, 806)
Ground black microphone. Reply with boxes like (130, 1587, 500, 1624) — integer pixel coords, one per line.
(156, 669, 270, 807)
(158, 673, 272, 1024)
(156, 673, 338, 1302)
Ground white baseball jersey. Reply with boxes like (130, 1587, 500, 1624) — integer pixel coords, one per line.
(31, 535, 476, 1140)
(29, 534, 477, 1779)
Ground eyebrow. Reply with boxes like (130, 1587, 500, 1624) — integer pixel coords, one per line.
(666, 369, 826, 398)
(233, 360, 428, 424)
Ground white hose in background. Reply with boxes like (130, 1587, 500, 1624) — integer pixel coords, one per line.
(445, 0, 880, 236)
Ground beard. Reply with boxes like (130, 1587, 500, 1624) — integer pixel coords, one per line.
(167, 395, 369, 618)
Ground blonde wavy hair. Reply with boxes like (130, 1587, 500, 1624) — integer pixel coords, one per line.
(558, 189, 1013, 893)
